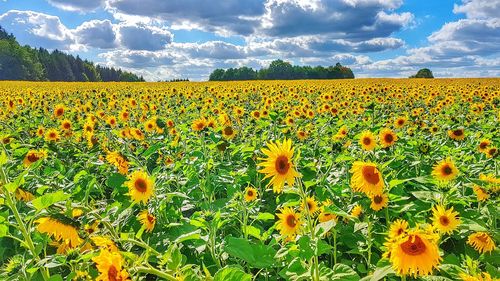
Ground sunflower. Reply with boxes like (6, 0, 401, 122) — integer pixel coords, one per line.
(318, 211, 338, 223)
(15, 188, 35, 202)
(350, 161, 384, 195)
(23, 149, 47, 166)
(334, 125, 348, 140)
(472, 185, 490, 201)
(387, 230, 441, 277)
(359, 131, 376, 151)
(296, 130, 308, 141)
(276, 207, 302, 239)
(485, 147, 498, 158)
(370, 193, 388, 211)
(478, 139, 491, 153)
(92, 249, 130, 281)
(60, 119, 72, 131)
(125, 170, 154, 204)
(302, 196, 319, 215)
(351, 204, 363, 218)
(379, 128, 397, 148)
(258, 138, 300, 193)
(432, 158, 458, 182)
(45, 128, 60, 142)
(138, 210, 156, 233)
(53, 104, 65, 118)
(389, 219, 409, 239)
(36, 126, 45, 137)
(35, 217, 82, 248)
(192, 118, 207, 131)
(244, 186, 258, 202)
(467, 232, 495, 254)
(394, 116, 407, 128)
(448, 128, 465, 141)
(91, 236, 119, 252)
(106, 151, 129, 175)
(222, 126, 237, 140)
(431, 205, 460, 234)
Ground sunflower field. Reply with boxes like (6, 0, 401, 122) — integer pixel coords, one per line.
(0, 79, 498, 281)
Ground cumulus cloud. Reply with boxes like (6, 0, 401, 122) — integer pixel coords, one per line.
(261, 0, 413, 39)
(47, 0, 104, 12)
(117, 24, 173, 51)
(75, 19, 117, 49)
(107, 0, 265, 35)
(0, 10, 75, 50)
(453, 0, 500, 19)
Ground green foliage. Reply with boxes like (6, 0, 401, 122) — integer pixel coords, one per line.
(209, 60, 354, 81)
(410, 68, 434, 78)
(0, 25, 144, 82)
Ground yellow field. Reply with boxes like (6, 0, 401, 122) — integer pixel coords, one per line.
(0, 79, 499, 281)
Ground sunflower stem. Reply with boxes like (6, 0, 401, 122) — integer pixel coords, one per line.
(298, 179, 320, 281)
(0, 161, 50, 281)
(135, 266, 177, 281)
(333, 228, 337, 265)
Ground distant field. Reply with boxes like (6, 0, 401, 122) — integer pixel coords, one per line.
(0, 79, 498, 280)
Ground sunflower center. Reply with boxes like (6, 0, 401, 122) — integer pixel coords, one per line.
(224, 127, 234, 135)
(56, 108, 63, 116)
(108, 265, 118, 281)
(453, 129, 463, 136)
(247, 190, 254, 196)
(134, 178, 148, 193)
(27, 153, 40, 163)
(362, 166, 380, 185)
(397, 228, 404, 236)
(384, 134, 394, 143)
(373, 195, 383, 204)
(442, 165, 452, 175)
(439, 216, 450, 226)
(398, 120, 404, 125)
(480, 142, 488, 149)
(286, 214, 297, 228)
(147, 214, 155, 223)
(363, 137, 372, 145)
(49, 133, 56, 138)
(476, 234, 488, 243)
(307, 202, 313, 210)
(275, 155, 290, 175)
(400, 235, 426, 256)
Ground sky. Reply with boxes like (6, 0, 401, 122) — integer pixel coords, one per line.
(0, 0, 499, 81)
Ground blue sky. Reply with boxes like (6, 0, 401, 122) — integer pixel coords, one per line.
(1, 0, 498, 80)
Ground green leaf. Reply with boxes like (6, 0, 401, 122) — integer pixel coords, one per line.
(143, 143, 162, 158)
(254, 212, 275, 221)
(214, 266, 252, 281)
(31, 190, 70, 211)
(0, 224, 8, 237)
(174, 229, 201, 243)
(106, 173, 127, 190)
(361, 265, 394, 281)
(329, 264, 359, 281)
(48, 274, 63, 281)
(0, 150, 7, 166)
(224, 237, 276, 268)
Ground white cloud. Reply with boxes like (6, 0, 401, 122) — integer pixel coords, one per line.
(453, 0, 500, 19)
(75, 19, 117, 49)
(47, 0, 104, 12)
(117, 23, 173, 51)
(0, 10, 75, 50)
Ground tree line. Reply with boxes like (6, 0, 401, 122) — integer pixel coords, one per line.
(0, 25, 144, 82)
(209, 59, 354, 81)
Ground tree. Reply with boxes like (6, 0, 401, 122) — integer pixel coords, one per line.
(410, 68, 434, 78)
(208, 60, 355, 81)
(0, 24, 144, 82)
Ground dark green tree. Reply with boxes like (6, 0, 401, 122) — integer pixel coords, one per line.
(410, 68, 434, 78)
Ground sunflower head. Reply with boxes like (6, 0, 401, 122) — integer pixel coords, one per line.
(276, 207, 302, 240)
(302, 196, 319, 215)
(431, 205, 460, 234)
(258, 138, 300, 193)
(448, 128, 465, 141)
(350, 161, 384, 195)
(138, 210, 156, 233)
(379, 128, 397, 148)
(370, 193, 388, 211)
(387, 230, 442, 277)
(125, 170, 154, 204)
(467, 232, 495, 254)
(244, 187, 258, 202)
(432, 158, 458, 182)
(359, 131, 376, 151)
